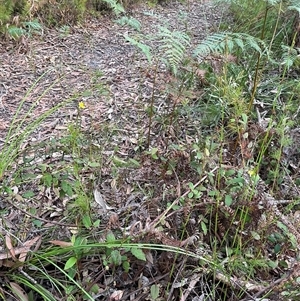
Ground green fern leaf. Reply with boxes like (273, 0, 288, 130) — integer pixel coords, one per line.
(194, 32, 266, 58)
(7, 26, 26, 40)
(115, 16, 141, 31)
(158, 26, 190, 75)
(124, 35, 152, 63)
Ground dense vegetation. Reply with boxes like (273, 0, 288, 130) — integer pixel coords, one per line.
(0, 0, 299, 300)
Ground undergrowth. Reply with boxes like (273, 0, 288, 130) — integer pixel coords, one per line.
(0, 0, 300, 300)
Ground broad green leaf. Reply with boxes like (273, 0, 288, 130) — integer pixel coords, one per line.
(110, 250, 122, 266)
(22, 190, 35, 198)
(64, 257, 77, 270)
(106, 232, 116, 243)
(131, 247, 146, 261)
(225, 195, 233, 206)
(61, 180, 73, 196)
(88, 161, 101, 167)
(251, 231, 260, 240)
(150, 284, 160, 300)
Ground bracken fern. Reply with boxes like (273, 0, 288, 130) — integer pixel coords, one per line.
(193, 32, 267, 58)
(157, 26, 191, 75)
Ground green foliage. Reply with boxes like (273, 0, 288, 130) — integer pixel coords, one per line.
(193, 32, 266, 58)
(0, 0, 14, 24)
(7, 19, 43, 40)
(102, 0, 125, 15)
(124, 21, 190, 75)
(158, 26, 190, 75)
(115, 16, 141, 31)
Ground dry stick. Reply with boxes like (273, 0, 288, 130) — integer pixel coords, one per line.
(150, 166, 218, 228)
(6, 198, 76, 227)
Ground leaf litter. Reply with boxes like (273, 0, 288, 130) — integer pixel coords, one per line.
(0, 0, 299, 300)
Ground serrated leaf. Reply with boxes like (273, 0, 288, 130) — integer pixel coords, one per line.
(131, 247, 146, 261)
(64, 257, 77, 270)
(110, 250, 122, 266)
(106, 232, 116, 243)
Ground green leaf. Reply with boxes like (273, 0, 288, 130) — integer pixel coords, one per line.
(225, 195, 233, 206)
(201, 221, 207, 235)
(251, 231, 260, 240)
(122, 260, 130, 273)
(22, 190, 35, 199)
(124, 35, 152, 63)
(82, 214, 92, 229)
(88, 161, 101, 167)
(128, 158, 140, 167)
(110, 250, 122, 266)
(150, 284, 160, 300)
(61, 180, 73, 196)
(93, 219, 101, 227)
(32, 220, 42, 228)
(131, 247, 146, 261)
(106, 232, 116, 243)
(64, 257, 77, 270)
(41, 173, 52, 187)
(274, 244, 281, 254)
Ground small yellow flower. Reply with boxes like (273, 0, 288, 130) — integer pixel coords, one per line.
(78, 101, 86, 109)
(248, 169, 256, 177)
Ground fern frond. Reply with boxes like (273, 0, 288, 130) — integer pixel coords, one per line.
(124, 35, 152, 63)
(101, 0, 125, 15)
(115, 16, 141, 31)
(281, 45, 299, 69)
(23, 19, 43, 35)
(7, 26, 26, 40)
(158, 26, 190, 75)
(193, 32, 266, 58)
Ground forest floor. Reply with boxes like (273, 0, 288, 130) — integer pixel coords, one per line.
(0, 0, 300, 300)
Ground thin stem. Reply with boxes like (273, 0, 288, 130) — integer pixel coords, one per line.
(147, 61, 159, 149)
(248, 4, 269, 112)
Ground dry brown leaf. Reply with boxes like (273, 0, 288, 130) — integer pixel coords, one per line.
(94, 188, 114, 211)
(23, 236, 42, 249)
(5, 234, 16, 260)
(109, 290, 123, 301)
(49, 240, 73, 247)
(0, 246, 30, 260)
(10, 282, 29, 301)
(2, 259, 15, 268)
(19, 236, 42, 262)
